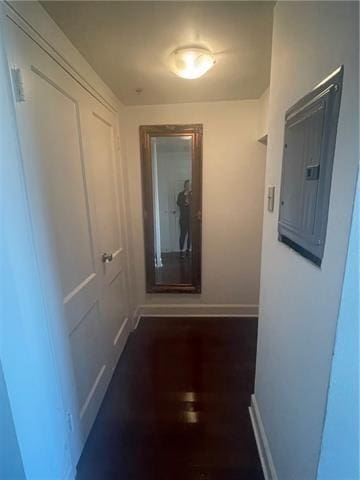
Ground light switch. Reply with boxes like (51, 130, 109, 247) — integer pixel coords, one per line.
(267, 186, 275, 212)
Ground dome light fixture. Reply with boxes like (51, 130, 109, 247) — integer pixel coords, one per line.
(169, 47, 216, 79)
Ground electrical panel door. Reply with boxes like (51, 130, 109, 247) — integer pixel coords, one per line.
(278, 67, 343, 266)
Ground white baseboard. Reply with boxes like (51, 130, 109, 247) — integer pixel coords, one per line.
(137, 303, 258, 319)
(132, 305, 141, 330)
(249, 394, 278, 480)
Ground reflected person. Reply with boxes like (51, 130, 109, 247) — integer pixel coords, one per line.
(177, 179, 191, 259)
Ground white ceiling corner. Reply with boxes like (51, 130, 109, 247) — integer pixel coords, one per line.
(41, 1, 274, 106)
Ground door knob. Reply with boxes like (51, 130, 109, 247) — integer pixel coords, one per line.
(102, 252, 113, 263)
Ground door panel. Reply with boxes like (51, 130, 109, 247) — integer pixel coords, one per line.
(69, 303, 104, 412)
(106, 269, 128, 362)
(89, 111, 122, 261)
(23, 67, 101, 343)
(85, 102, 128, 363)
(27, 68, 96, 301)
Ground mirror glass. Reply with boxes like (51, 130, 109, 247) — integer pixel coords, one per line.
(151, 136, 193, 285)
(140, 124, 202, 293)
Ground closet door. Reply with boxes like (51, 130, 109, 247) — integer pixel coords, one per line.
(5, 18, 129, 442)
(83, 100, 129, 368)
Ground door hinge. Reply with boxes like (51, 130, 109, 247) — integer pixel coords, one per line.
(11, 67, 25, 103)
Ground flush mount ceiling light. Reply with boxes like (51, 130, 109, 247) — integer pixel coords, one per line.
(169, 47, 216, 79)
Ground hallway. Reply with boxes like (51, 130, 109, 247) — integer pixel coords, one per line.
(2, 2, 358, 479)
(76, 317, 263, 479)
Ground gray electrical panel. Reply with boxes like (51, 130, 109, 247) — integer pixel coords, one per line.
(278, 66, 343, 266)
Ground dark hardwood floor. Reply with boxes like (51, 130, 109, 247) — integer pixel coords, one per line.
(155, 252, 192, 285)
(76, 317, 263, 480)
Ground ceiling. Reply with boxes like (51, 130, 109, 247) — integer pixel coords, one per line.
(41, 1, 274, 106)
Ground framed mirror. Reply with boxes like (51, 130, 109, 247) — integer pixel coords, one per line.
(140, 124, 202, 293)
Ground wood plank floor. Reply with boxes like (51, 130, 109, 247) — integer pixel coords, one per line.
(155, 252, 192, 285)
(76, 317, 263, 480)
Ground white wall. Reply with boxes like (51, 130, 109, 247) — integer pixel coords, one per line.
(317, 176, 359, 480)
(0, 363, 25, 479)
(257, 87, 269, 140)
(254, 2, 359, 479)
(122, 100, 266, 311)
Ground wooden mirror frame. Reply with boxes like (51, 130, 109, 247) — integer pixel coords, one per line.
(139, 124, 203, 293)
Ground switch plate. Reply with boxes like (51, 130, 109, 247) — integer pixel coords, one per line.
(267, 186, 275, 212)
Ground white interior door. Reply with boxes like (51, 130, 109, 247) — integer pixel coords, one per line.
(169, 178, 184, 252)
(85, 102, 129, 368)
(5, 17, 129, 445)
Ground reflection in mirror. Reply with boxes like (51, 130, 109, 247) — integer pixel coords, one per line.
(151, 136, 193, 285)
(140, 124, 202, 293)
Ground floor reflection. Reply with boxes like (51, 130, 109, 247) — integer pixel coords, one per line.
(76, 317, 264, 479)
(155, 252, 192, 284)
